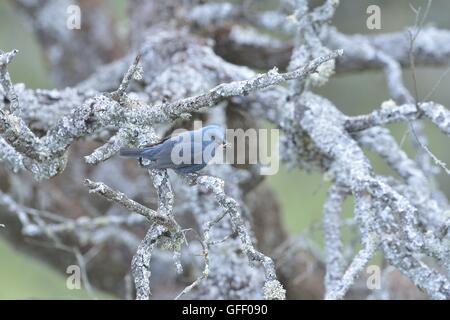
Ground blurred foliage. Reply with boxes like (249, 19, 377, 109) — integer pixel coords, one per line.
(0, 240, 112, 299)
(0, 0, 449, 299)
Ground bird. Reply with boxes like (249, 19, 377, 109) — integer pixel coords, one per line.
(119, 125, 228, 173)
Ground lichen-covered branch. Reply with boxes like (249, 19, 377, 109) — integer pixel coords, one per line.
(1, 0, 450, 301)
(0, 47, 341, 180)
(344, 101, 450, 137)
(131, 224, 165, 300)
(186, 173, 286, 300)
(323, 183, 347, 294)
(84, 179, 177, 233)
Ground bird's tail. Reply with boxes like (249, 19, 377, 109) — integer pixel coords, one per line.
(119, 148, 143, 158)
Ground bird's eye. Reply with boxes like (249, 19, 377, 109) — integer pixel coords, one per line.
(211, 135, 216, 141)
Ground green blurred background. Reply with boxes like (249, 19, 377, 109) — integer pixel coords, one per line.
(0, 0, 449, 299)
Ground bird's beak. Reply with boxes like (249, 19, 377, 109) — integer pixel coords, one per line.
(222, 142, 231, 148)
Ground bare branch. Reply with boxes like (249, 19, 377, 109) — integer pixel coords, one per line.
(84, 179, 177, 232)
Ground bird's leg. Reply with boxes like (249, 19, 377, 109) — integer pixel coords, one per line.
(139, 157, 154, 168)
(180, 172, 200, 185)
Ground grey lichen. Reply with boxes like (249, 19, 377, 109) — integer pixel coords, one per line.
(1, 0, 450, 301)
(263, 280, 286, 300)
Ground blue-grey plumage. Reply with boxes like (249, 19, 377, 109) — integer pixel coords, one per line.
(119, 125, 227, 173)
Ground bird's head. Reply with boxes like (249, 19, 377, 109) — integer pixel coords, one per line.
(202, 125, 230, 148)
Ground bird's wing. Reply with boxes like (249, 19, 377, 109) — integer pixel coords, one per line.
(151, 138, 183, 168)
(153, 140, 205, 169)
(140, 133, 186, 160)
